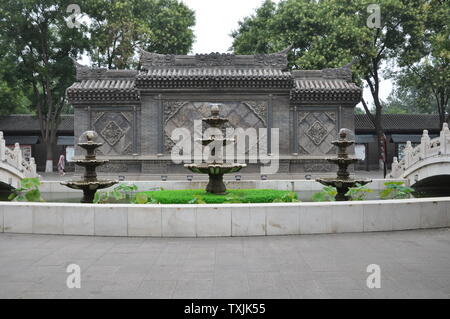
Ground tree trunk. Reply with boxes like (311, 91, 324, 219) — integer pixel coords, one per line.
(45, 139, 54, 173)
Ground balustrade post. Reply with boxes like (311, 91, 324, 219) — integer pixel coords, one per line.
(29, 157, 37, 177)
(13, 143, 23, 171)
(420, 129, 430, 159)
(0, 131, 5, 162)
(440, 123, 450, 155)
(391, 156, 399, 177)
(404, 141, 413, 168)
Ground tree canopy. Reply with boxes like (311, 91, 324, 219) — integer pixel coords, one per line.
(0, 0, 197, 169)
(231, 0, 448, 161)
(83, 0, 196, 69)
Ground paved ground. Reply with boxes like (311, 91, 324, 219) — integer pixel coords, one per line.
(0, 229, 449, 299)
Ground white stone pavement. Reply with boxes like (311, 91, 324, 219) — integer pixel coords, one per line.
(0, 229, 449, 299)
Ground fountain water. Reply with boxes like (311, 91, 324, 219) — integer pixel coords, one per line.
(185, 104, 246, 194)
(61, 131, 118, 203)
(317, 128, 371, 201)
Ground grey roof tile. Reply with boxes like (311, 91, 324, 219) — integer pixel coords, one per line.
(355, 114, 441, 132)
(0, 114, 74, 132)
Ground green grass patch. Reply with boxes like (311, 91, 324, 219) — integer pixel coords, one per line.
(138, 189, 298, 204)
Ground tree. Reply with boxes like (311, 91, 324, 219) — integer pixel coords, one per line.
(84, 0, 196, 69)
(382, 86, 437, 114)
(390, 0, 449, 125)
(0, 0, 89, 171)
(0, 34, 30, 115)
(231, 0, 431, 165)
(231, 0, 278, 54)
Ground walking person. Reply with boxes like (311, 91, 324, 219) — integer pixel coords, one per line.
(57, 154, 66, 176)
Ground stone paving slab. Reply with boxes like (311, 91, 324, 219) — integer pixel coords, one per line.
(0, 229, 449, 299)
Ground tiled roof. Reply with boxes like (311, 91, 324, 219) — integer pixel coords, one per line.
(0, 115, 74, 132)
(66, 78, 139, 102)
(290, 68, 362, 104)
(135, 68, 293, 89)
(355, 114, 441, 132)
(139, 49, 291, 70)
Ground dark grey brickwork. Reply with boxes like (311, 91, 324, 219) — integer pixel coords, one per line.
(67, 49, 362, 173)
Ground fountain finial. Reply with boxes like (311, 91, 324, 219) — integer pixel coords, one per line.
(211, 104, 220, 117)
(339, 128, 347, 139)
(86, 131, 96, 142)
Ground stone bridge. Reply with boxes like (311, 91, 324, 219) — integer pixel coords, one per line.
(0, 131, 38, 190)
(389, 123, 450, 193)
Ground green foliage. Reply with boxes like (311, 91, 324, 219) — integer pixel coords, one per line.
(94, 183, 139, 203)
(83, 0, 196, 69)
(139, 189, 299, 204)
(345, 183, 373, 201)
(0, 0, 90, 159)
(272, 191, 298, 203)
(231, 0, 444, 159)
(311, 186, 337, 202)
(8, 177, 44, 202)
(379, 181, 414, 199)
(188, 195, 207, 205)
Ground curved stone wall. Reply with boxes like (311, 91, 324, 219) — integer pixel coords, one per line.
(1, 197, 449, 237)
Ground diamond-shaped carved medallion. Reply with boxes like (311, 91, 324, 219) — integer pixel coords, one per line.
(101, 121, 124, 146)
(306, 121, 328, 145)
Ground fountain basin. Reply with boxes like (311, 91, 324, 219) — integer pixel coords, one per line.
(184, 163, 246, 175)
(1, 196, 449, 237)
(62, 180, 118, 203)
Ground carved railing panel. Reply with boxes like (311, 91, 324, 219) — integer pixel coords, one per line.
(390, 123, 450, 178)
(0, 131, 38, 179)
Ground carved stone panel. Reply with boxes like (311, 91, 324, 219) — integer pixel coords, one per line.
(163, 101, 268, 154)
(92, 111, 134, 156)
(298, 111, 337, 155)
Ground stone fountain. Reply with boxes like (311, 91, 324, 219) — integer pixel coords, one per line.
(317, 128, 371, 201)
(185, 104, 246, 194)
(61, 131, 118, 203)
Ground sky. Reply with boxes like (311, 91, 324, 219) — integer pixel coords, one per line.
(181, 0, 393, 108)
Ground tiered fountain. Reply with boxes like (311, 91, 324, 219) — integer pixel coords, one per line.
(317, 128, 371, 201)
(61, 131, 118, 203)
(185, 104, 246, 194)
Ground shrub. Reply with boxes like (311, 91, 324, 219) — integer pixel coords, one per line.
(8, 177, 44, 202)
(94, 183, 139, 204)
(345, 183, 373, 201)
(311, 186, 337, 202)
(138, 189, 299, 204)
(380, 181, 414, 199)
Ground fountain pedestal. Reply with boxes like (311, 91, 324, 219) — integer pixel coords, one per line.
(61, 131, 118, 203)
(317, 129, 371, 201)
(185, 104, 246, 195)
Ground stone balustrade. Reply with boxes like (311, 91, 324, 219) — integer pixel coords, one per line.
(0, 131, 38, 182)
(390, 123, 450, 178)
